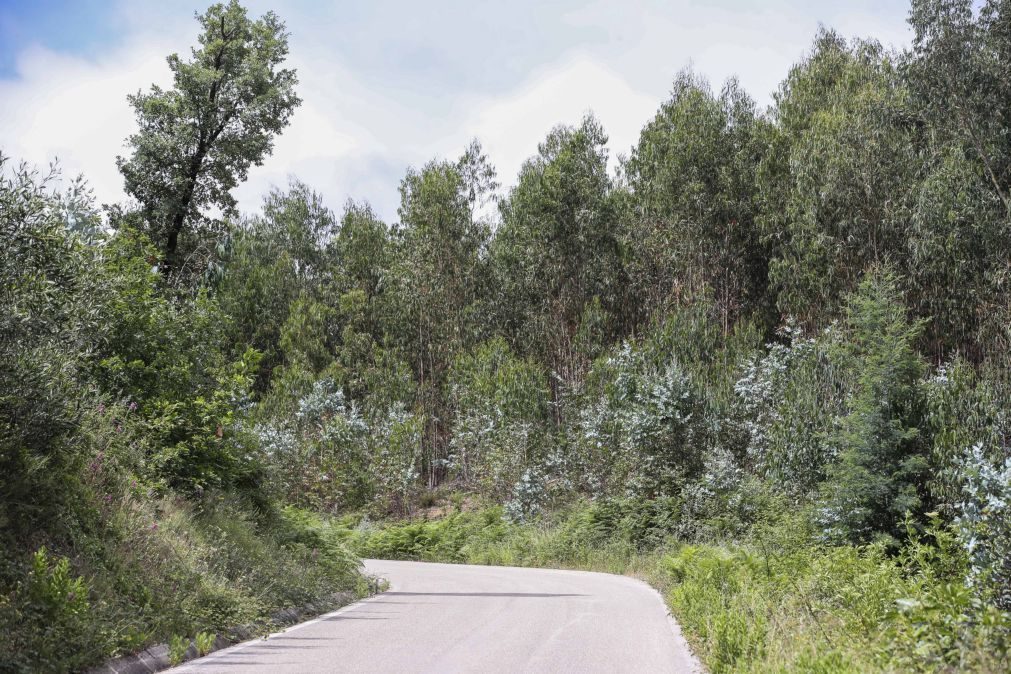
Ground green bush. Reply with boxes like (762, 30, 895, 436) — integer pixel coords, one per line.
(448, 338, 552, 498)
(817, 271, 929, 546)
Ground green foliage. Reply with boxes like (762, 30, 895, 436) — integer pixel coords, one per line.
(263, 379, 422, 514)
(389, 144, 494, 485)
(195, 630, 216, 656)
(1, 481, 366, 672)
(575, 342, 710, 498)
(663, 523, 1010, 673)
(117, 0, 301, 274)
(0, 155, 103, 535)
(907, 0, 1011, 217)
(957, 445, 1011, 612)
(0, 548, 96, 671)
(168, 634, 189, 666)
(735, 323, 843, 493)
(922, 360, 1008, 514)
(818, 272, 929, 546)
(448, 338, 551, 497)
(760, 31, 917, 327)
(492, 115, 626, 390)
(623, 70, 770, 333)
(218, 182, 340, 388)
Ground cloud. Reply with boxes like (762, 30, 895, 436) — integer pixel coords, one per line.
(0, 0, 913, 225)
(0, 36, 176, 207)
(457, 55, 659, 186)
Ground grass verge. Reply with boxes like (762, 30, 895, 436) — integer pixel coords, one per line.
(0, 488, 366, 673)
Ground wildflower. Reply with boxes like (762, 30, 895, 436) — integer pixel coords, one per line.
(128, 401, 137, 412)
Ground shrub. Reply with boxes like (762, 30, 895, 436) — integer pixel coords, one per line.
(574, 342, 710, 498)
(817, 271, 929, 546)
(734, 322, 842, 493)
(957, 443, 1011, 611)
(448, 338, 551, 498)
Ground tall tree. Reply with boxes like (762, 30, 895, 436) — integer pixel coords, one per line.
(491, 115, 625, 398)
(907, 0, 1011, 215)
(623, 71, 769, 336)
(218, 182, 337, 388)
(759, 31, 917, 327)
(392, 143, 496, 485)
(906, 0, 1011, 358)
(117, 0, 300, 276)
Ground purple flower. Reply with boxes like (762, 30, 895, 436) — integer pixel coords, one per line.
(128, 402, 137, 412)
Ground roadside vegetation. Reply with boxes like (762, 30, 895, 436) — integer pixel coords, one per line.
(3, 0, 1011, 671)
(342, 502, 1009, 672)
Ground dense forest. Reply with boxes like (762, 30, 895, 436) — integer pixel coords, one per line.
(3, 0, 1011, 671)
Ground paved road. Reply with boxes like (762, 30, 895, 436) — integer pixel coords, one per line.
(171, 559, 701, 673)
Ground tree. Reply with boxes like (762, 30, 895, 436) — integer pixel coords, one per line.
(218, 182, 338, 388)
(491, 115, 625, 397)
(818, 271, 929, 546)
(623, 71, 770, 336)
(905, 0, 1011, 358)
(907, 0, 1011, 216)
(117, 0, 300, 276)
(759, 31, 917, 328)
(390, 143, 495, 485)
(448, 338, 550, 496)
(0, 156, 99, 525)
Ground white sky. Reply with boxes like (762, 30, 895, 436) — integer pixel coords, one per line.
(0, 0, 914, 223)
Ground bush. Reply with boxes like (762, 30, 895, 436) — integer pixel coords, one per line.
(574, 342, 711, 498)
(735, 322, 842, 493)
(957, 443, 1011, 611)
(817, 271, 929, 546)
(448, 338, 551, 498)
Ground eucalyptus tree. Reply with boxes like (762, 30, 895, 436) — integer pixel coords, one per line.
(491, 115, 625, 399)
(623, 71, 770, 336)
(218, 182, 338, 389)
(330, 202, 415, 412)
(759, 31, 917, 328)
(117, 0, 300, 278)
(905, 0, 1011, 359)
(907, 0, 1011, 216)
(391, 143, 496, 485)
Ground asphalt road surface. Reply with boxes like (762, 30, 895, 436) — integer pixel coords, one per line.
(170, 559, 701, 673)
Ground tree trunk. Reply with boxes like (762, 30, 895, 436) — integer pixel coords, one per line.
(161, 147, 207, 275)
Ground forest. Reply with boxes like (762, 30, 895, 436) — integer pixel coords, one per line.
(2, 0, 1011, 671)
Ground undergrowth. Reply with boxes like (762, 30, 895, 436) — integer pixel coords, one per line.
(0, 472, 365, 674)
